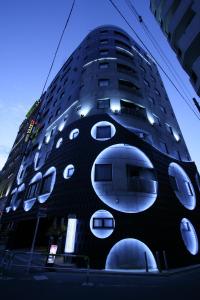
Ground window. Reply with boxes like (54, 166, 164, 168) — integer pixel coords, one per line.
(118, 79, 139, 91)
(98, 79, 109, 87)
(93, 218, 114, 229)
(63, 164, 75, 179)
(184, 181, 193, 196)
(95, 164, 112, 181)
(144, 79, 150, 87)
(169, 175, 179, 191)
(97, 98, 110, 109)
(155, 89, 160, 96)
(117, 63, 136, 75)
(96, 125, 111, 139)
(116, 49, 133, 60)
(115, 40, 131, 51)
(100, 39, 108, 45)
(139, 65, 145, 72)
(160, 141, 168, 154)
(56, 108, 61, 116)
(26, 182, 41, 199)
(153, 114, 161, 126)
(40, 174, 53, 194)
(114, 30, 129, 42)
(60, 91, 65, 99)
(160, 105, 167, 114)
(148, 97, 155, 105)
(100, 49, 109, 55)
(99, 62, 109, 69)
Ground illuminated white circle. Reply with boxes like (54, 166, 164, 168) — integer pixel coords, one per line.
(180, 218, 198, 255)
(168, 163, 196, 210)
(45, 132, 51, 144)
(89, 210, 115, 239)
(56, 138, 63, 149)
(105, 238, 157, 271)
(91, 144, 158, 213)
(69, 128, 79, 140)
(91, 121, 116, 141)
(63, 164, 75, 179)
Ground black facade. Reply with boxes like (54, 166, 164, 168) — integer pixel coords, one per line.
(1, 25, 200, 271)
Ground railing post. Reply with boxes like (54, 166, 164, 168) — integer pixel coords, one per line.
(163, 250, 168, 270)
(156, 251, 162, 273)
(144, 251, 149, 272)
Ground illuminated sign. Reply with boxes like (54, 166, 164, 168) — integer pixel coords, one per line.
(47, 244, 58, 264)
(64, 217, 77, 253)
(25, 119, 37, 142)
(26, 100, 41, 119)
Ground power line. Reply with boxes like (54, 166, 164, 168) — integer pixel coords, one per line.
(41, 0, 76, 96)
(126, 0, 195, 106)
(108, 0, 200, 121)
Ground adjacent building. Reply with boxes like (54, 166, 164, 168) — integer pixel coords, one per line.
(150, 0, 200, 96)
(0, 25, 200, 270)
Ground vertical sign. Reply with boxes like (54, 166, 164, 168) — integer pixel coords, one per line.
(64, 217, 77, 253)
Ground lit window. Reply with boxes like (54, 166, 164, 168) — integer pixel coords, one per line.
(40, 174, 53, 194)
(93, 218, 114, 229)
(98, 79, 109, 87)
(96, 126, 111, 139)
(63, 164, 75, 179)
(97, 98, 110, 109)
(184, 181, 193, 196)
(95, 164, 112, 181)
(69, 128, 79, 140)
(99, 62, 109, 69)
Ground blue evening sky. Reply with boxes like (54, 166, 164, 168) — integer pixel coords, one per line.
(0, 0, 199, 171)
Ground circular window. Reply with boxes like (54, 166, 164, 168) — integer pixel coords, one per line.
(63, 164, 75, 179)
(180, 218, 198, 255)
(168, 163, 196, 210)
(105, 238, 157, 271)
(56, 138, 63, 149)
(69, 128, 79, 140)
(24, 172, 42, 211)
(91, 144, 158, 213)
(45, 132, 51, 144)
(91, 121, 116, 141)
(90, 210, 115, 239)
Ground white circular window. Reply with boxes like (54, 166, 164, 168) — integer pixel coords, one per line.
(91, 121, 116, 141)
(56, 138, 63, 149)
(168, 163, 196, 210)
(91, 144, 158, 213)
(90, 210, 115, 239)
(69, 128, 79, 140)
(105, 238, 158, 271)
(180, 218, 198, 255)
(63, 164, 75, 179)
(146, 110, 155, 125)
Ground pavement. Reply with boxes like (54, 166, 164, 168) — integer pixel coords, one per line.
(0, 264, 200, 300)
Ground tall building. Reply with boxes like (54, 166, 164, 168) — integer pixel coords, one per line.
(0, 25, 200, 271)
(150, 0, 200, 96)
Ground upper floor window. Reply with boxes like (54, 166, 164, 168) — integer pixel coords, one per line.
(148, 96, 155, 105)
(99, 62, 109, 69)
(60, 91, 65, 99)
(100, 39, 108, 45)
(96, 125, 111, 139)
(95, 164, 112, 181)
(118, 79, 139, 91)
(155, 89, 160, 96)
(160, 105, 167, 114)
(98, 79, 110, 87)
(115, 40, 131, 51)
(114, 30, 130, 42)
(144, 79, 150, 87)
(97, 98, 110, 109)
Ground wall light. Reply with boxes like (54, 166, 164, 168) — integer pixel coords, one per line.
(64, 217, 77, 253)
